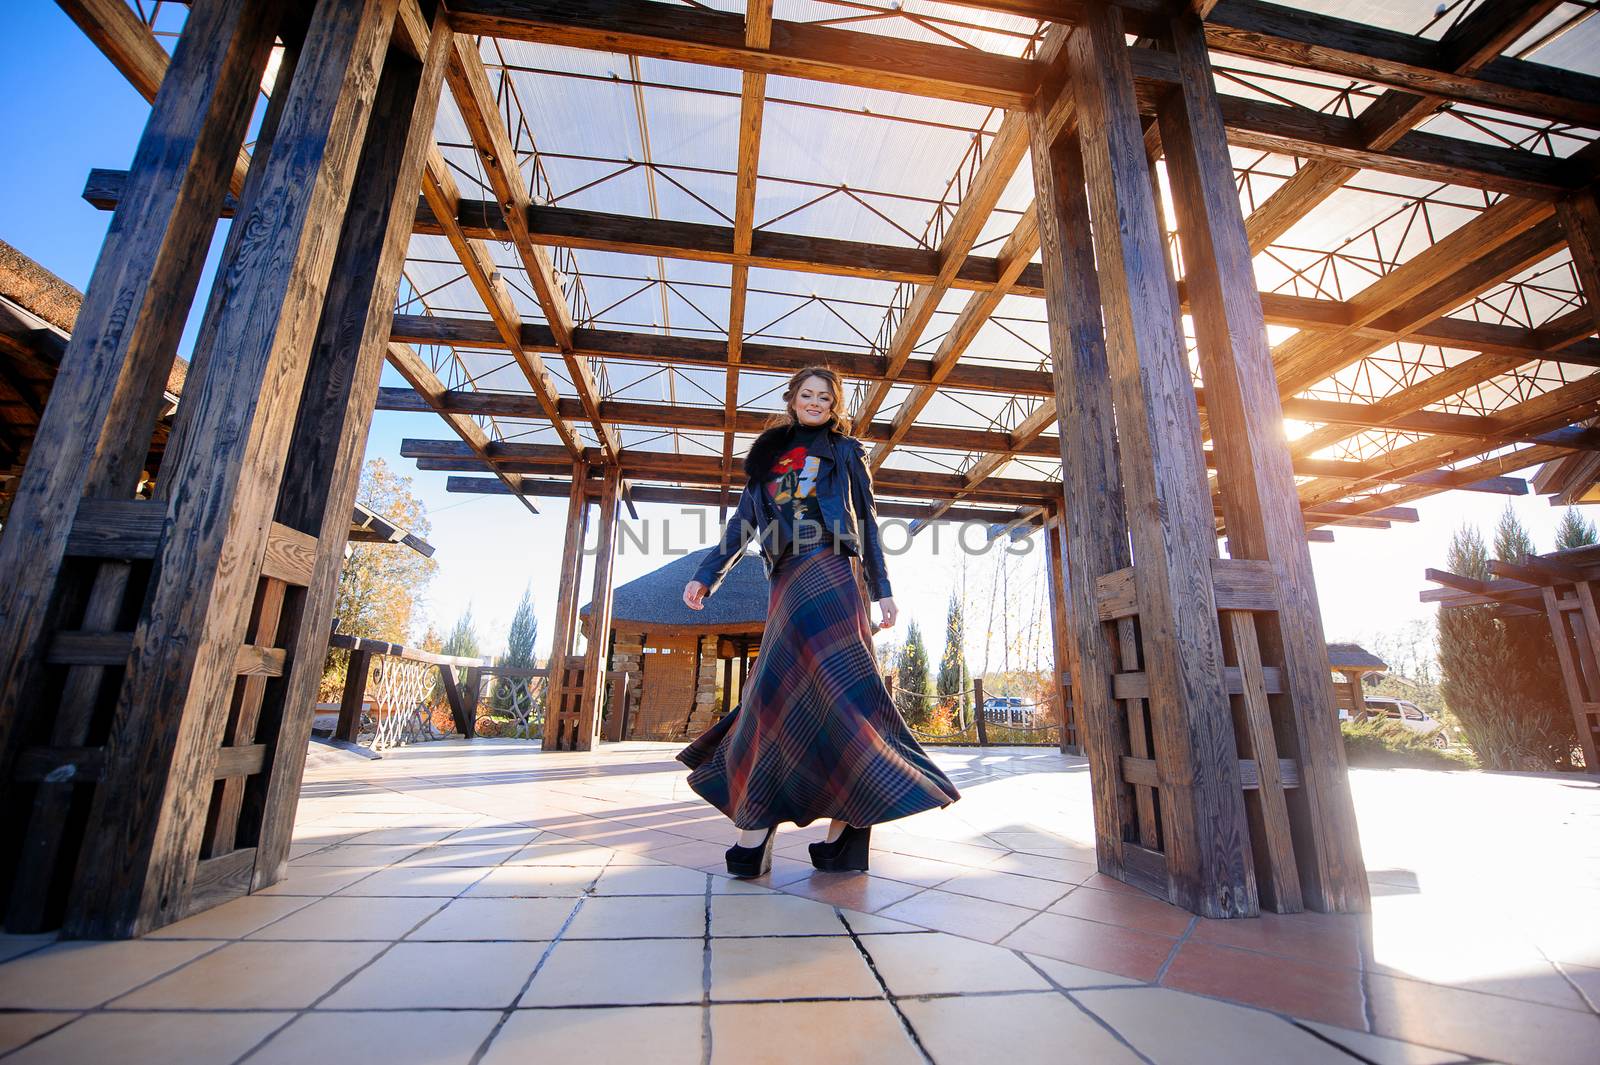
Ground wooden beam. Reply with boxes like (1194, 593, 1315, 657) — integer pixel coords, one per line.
(721, 0, 773, 494)
(1070, 1, 1254, 917)
(443, 35, 621, 463)
(58, 0, 254, 197)
(446, 0, 1034, 109)
(1202, 0, 1600, 129)
(1241, 0, 1565, 253)
(1160, 11, 1366, 912)
(1028, 100, 1140, 876)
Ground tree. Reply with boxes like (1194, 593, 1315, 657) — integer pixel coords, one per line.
(1437, 522, 1563, 770)
(319, 459, 439, 700)
(1494, 508, 1577, 768)
(936, 591, 972, 731)
(896, 619, 935, 730)
(332, 458, 438, 642)
(1555, 507, 1598, 551)
(493, 586, 541, 734)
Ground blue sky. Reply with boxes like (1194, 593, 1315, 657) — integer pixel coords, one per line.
(2, 2, 1582, 671)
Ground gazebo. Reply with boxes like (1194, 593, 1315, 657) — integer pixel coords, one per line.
(578, 547, 769, 741)
(3, 0, 1598, 939)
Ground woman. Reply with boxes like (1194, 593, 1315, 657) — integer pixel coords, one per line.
(679, 366, 961, 878)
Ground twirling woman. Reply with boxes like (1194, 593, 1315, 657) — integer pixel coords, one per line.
(679, 366, 961, 877)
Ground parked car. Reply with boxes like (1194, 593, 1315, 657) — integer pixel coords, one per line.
(1341, 696, 1450, 747)
(982, 696, 1027, 725)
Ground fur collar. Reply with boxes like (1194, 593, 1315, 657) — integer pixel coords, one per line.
(743, 422, 853, 480)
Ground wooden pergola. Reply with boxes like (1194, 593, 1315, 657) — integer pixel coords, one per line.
(1423, 543, 1600, 772)
(1, 0, 1596, 936)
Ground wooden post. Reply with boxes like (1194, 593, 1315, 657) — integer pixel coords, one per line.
(542, 461, 588, 749)
(1042, 502, 1081, 754)
(1544, 585, 1600, 771)
(0, 0, 448, 927)
(573, 466, 622, 751)
(335, 649, 373, 743)
(248, 6, 452, 893)
(0, 0, 282, 934)
(1056, 1, 1257, 918)
(974, 676, 988, 747)
(1157, 11, 1366, 913)
(1026, 61, 1144, 897)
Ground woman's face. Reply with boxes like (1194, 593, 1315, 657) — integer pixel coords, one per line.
(793, 376, 834, 427)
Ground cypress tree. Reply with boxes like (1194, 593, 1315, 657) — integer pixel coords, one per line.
(1555, 507, 1598, 551)
(897, 619, 935, 730)
(936, 592, 972, 730)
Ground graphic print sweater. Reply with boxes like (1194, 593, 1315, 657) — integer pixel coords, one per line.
(765, 423, 829, 553)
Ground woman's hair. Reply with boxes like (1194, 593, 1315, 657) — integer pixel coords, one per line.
(763, 365, 855, 436)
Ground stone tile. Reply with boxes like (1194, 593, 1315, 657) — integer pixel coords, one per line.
(712, 935, 880, 1000)
(409, 896, 577, 941)
(651, 839, 739, 869)
(1190, 909, 1364, 970)
(710, 1000, 921, 1065)
(397, 843, 524, 867)
(1049, 886, 1195, 937)
(1000, 912, 1176, 982)
(0, 939, 215, 1009)
(592, 864, 710, 895)
(341, 825, 470, 846)
(290, 843, 425, 867)
(878, 887, 1038, 944)
(0, 935, 56, 964)
(984, 851, 1099, 884)
(334, 865, 489, 898)
(1563, 962, 1600, 1011)
(113, 941, 383, 1009)
(250, 1010, 500, 1065)
(1366, 970, 1600, 1065)
(439, 824, 545, 847)
(936, 867, 1076, 910)
(4, 1011, 290, 1065)
(901, 990, 1144, 1064)
(322, 941, 537, 1009)
(248, 896, 445, 940)
(835, 909, 925, 934)
(507, 842, 620, 866)
(712, 892, 844, 937)
(1162, 940, 1367, 1030)
(482, 1006, 703, 1065)
(567, 894, 708, 938)
(465, 865, 606, 897)
(1024, 952, 1143, 989)
(1075, 986, 1356, 1064)
(851, 850, 966, 888)
(521, 938, 705, 1006)
(858, 931, 1051, 995)
(778, 871, 922, 913)
(143, 894, 315, 940)
(255, 864, 382, 897)
(1301, 1022, 1471, 1065)
(0, 1013, 76, 1056)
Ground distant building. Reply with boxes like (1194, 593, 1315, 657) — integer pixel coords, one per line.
(580, 547, 768, 740)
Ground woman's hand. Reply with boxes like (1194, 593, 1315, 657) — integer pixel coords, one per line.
(684, 580, 708, 610)
(875, 596, 898, 629)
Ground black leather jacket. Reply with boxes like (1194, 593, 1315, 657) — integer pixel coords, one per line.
(690, 423, 893, 601)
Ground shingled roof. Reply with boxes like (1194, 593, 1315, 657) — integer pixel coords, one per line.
(581, 547, 768, 629)
(1327, 643, 1387, 672)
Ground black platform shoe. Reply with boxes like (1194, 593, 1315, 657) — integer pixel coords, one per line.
(725, 826, 777, 878)
(809, 824, 871, 872)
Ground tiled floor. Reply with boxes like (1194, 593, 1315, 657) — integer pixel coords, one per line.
(0, 740, 1596, 1064)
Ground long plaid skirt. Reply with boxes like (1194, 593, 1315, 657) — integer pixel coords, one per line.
(677, 545, 961, 829)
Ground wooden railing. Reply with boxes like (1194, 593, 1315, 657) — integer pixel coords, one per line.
(891, 676, 1076, 748)
(329, 634, 484, 751)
